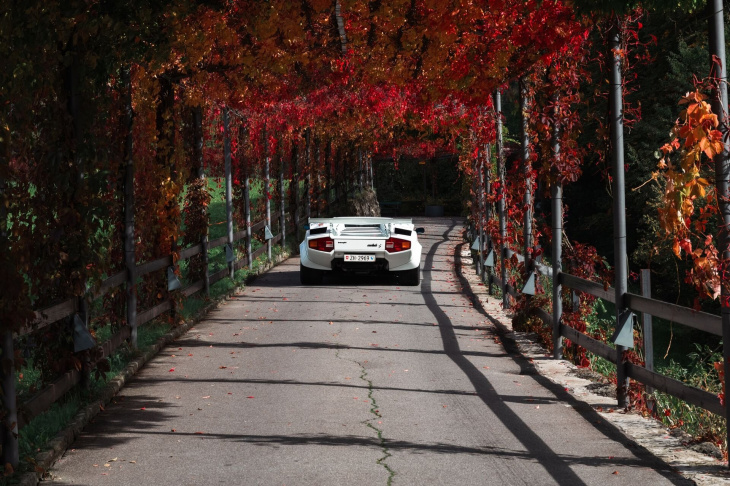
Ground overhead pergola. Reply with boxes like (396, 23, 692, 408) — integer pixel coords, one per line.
(1, 0, 728, 471)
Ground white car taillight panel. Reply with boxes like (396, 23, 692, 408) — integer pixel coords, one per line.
(308, 237, 334, 252)
(385, 237, 411, 253)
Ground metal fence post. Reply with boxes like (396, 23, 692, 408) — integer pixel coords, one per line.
(478, 145, 486, 281)
(123, 67, 137, 349)
(265, 138, 272, 261)
(708, 0, 730, 459)
(551, 94, 563, 359)
(305, 130, 311, 220)
(280, 156, 286, 250)
(291, 140, 300, 243)
(484, 143, 493, 293)
(192, 106, 209, 297)
(520, 77, 534, 306)
(495, 89, 509, 309)
(244, 163, 253, 267)
(223, 106, 234, 280)
(609, 28, 630, 408)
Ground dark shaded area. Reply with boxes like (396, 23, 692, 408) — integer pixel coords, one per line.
(373, 155, 464, 216)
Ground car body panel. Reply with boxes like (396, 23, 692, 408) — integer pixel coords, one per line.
(299, 217, 422, 273)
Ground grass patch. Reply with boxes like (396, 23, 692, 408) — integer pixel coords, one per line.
(652, 343, 725, 448)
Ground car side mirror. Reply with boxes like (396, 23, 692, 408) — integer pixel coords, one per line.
(415, 227, 425, 234)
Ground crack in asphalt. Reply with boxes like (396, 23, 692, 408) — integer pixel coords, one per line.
(336, 348, 395, 485)
(358, 362, 396, 486)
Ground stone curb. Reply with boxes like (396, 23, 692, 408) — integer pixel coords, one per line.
(17, 252, 290, 486)
(456, 242, 730, 486)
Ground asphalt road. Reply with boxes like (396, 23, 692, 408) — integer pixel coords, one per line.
(49, 217, 691, 485)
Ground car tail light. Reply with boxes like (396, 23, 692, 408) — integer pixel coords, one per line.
(385, 237, 411, 253)
(308, 237, 334, 252)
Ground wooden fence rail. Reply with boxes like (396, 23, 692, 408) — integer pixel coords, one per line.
(476, 229, 727, 419)
(14, 210, 293, 431)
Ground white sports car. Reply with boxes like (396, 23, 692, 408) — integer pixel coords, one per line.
(299, 217, 424, 286)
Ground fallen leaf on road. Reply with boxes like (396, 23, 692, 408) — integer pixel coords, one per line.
(247, 396, 255, 399)
(169, 368, 175, 372)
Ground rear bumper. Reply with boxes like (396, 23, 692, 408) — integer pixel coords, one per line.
(332, 257, 389, 272)
(300, 240, 422, 272)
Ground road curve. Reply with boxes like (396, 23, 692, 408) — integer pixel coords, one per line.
(49, 217, 690, 485)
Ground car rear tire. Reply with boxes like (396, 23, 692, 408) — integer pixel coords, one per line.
(398, 267, 420, 286)
(300, 263, 323, 285)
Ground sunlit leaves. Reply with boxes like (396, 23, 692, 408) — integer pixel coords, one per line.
(657, 90, 723, 300)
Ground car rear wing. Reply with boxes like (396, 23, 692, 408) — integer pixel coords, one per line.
(307, 217, 414, 227)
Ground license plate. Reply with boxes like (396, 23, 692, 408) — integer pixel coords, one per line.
(344, 254, 375, 262)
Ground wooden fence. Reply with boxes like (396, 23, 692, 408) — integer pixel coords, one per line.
(13, 190, 288, 430)
(469, 64, 728, 466)
(0, 144, 375, 468)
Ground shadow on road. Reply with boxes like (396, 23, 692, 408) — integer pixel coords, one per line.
(56, 218, 690, 486)
(419, 220, 689, 485)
